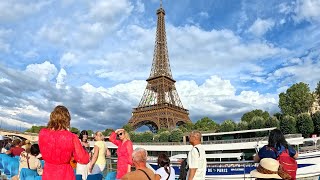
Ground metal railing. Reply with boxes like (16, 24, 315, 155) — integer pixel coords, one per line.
(133, 134, 302, 146)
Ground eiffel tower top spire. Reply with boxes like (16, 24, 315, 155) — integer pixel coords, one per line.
(148, 1, 173, 81)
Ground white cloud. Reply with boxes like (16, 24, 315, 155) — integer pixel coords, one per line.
(267, 51, 320, 89)
(176, 76, 277, 120)
(86, 0, 133, 23)
(60, 52, 78, 68)
(25, 61, 58, 82)
(248, 18, 275, 36)
(0, 1, 51, 22)
(199, 12, 209, 18)
(37, 0, 133, 49)
(135, 0, 145, 13)
(56, 68, 67, 89)
(0, 28, 12, 52)
(294, 0, 320, 23)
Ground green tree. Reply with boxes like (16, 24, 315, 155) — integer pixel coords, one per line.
(129, 132, 140, 142)
(248, 116, 265, 130)
(280, 115, 296, 134)
(87, 130, 94, 137)
(178, 122, 194, 133)
(296, 113, 314, 137)
(70, 127, 80, 135)
(241, 109, 270, 123)
(273, 112, 283, 121)
(265, 116, 279, 128)
(158, 131, 170, 142)
(315, 81, 320, 103)
(220, 120, 236, 132)
(194, 117, 218, 132)
(153, 134, 160, 142)
(236, 121, 248, 131)
(123, 124, 134, 132)
(140, 131, 153, 142)
(312, 111, 320, 134)
(102, 128, 114, 136)
(25, 126, 46, 133)
(279, 82, 314, 116)
(169, 129, 183, 142)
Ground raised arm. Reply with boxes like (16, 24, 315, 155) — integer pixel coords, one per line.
(72, 134, 89, 164)
(109, 131, 122, 146)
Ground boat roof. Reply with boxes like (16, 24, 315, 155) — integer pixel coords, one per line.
(202, 127, 277, 136)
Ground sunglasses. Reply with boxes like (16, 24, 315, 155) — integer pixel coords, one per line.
(117, 132, 123, 137)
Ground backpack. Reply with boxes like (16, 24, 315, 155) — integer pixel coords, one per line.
(272, 148, 298, 180)
(179, 147, 200, 180)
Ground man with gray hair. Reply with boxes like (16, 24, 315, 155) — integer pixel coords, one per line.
(187, 130, 206, 180)
(122, 148, 155, 180)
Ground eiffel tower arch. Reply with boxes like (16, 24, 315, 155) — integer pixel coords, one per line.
(128, 3, 191, 133)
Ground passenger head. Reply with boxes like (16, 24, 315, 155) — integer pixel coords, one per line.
(24, 140, 32, 153)
(79, 130, 89, 142)
(12, 139, 21, 147)
(94, 131, 104, 141)
(132, 148, 148, 163)
(47, 105, 71, 131)
(157, 153, 170, 167)
(189, 130, 202, 145)
(117, 129, 130, 141)
(268, 129, 288, 149)
(30, 144, 40, 156)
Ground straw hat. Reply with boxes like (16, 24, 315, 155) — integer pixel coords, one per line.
(250, 158, 282, 179)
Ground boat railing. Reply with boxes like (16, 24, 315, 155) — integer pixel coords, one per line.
(133, 134, 302, 145)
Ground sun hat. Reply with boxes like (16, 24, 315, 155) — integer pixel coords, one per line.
(250, 158, 282, 179)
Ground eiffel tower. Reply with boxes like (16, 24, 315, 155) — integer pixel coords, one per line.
(128, 2, 191, 133)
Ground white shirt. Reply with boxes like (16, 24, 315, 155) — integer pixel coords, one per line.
(187, 144, 207, 180)
(155, 166, 176, 180)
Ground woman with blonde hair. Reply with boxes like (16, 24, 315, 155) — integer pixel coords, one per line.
(109, 128, 133, 179)
(38, 105, 89, 180)
(89, 131, 110, 175)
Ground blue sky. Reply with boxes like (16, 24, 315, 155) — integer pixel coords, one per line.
(0, 0, 320, 131)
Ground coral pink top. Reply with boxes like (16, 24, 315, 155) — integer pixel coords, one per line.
(109, 132, 133, 179)
(39, 128, 89, 180)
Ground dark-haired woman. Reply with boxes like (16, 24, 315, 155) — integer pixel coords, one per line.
(155, 153, 175, 180)
(76, 130, 91, 180)
(254, 129, 298, 162)
(254, 129, 298, 179)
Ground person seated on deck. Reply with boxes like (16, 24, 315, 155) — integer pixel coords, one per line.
(122, 148, 155, 180)
(6, 139, 25, 156)
(11, 144, 43, 180)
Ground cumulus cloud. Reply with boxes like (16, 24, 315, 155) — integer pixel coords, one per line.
(177, 76, 277, 121)
(0, 28, 12, 53)
(25, 61, 58, 82)
(267, 50, 320, 89)
(294, 0, 320, 23)
(37, 0, 133, 49)
(0, 1, 51, 23)
(60, 52, 78, 68)
(248, 18, 275, 36)
(0, 59, 279, 130)
(56, 68, 67, 89)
